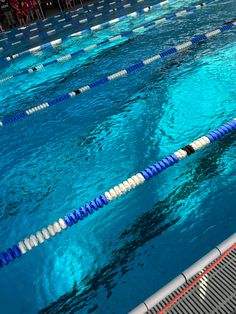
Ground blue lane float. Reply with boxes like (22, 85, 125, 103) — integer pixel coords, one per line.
(0, 19, 235, 128)
(0, 0, 177, 62)
(0, 118, 235, 268)
(0, 0, 212, 84)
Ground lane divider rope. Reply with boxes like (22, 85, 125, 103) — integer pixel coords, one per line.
(0, 19, 235, 128)
(0, 0, 138, 40)
(0, 0, 150, 39)
(0, 0, 106, 37)
(0, 0, 211, 84)
(0, 0, 176, 62)
(0, 118, 235, 268)
(0, 0, 149, 50)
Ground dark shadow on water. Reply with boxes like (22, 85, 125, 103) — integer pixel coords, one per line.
(39, 134, 235, 313)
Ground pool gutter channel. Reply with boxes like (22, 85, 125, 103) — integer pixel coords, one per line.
(129, 232, 236, 314)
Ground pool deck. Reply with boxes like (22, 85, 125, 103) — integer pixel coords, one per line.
(130, 233, 236, 314)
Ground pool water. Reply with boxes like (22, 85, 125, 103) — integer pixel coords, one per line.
(0, 0, 235, 313)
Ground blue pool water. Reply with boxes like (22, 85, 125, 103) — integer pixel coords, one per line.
(0, 0, 235, 312)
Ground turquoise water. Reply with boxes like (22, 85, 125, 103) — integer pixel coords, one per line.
(0, 0, 235, 313)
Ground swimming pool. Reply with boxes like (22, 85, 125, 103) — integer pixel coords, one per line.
(0, 0, 235, 312)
